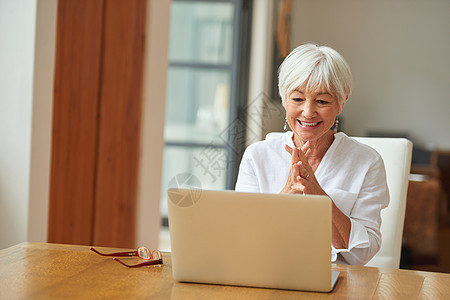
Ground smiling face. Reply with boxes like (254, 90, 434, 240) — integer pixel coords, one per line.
(285, 87, 342, 145)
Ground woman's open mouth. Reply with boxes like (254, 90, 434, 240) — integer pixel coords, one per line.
(297, 120, 321, 128)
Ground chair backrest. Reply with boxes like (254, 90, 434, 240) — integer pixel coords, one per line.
(352, 137, 412, 268)
(265, 133, 413, 269)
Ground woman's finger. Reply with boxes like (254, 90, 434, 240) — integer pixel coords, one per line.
(293, 162, 300, 180)
(284, 144, 293, 155)
(292, 146, 302, 165)
(286, 144, 307, 163)
(296, 146, 315, 176)
(285, 144, 300, 165)
(286, 143, 311, 185)
(301, 141, 310, 153)
(297, 161, 310, 179)
(296, 145, 308, 165)
(301, 141, 311, 158)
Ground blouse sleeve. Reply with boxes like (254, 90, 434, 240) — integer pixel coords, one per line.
(330, 157, 390, 265)
(235, 147, 261, 193)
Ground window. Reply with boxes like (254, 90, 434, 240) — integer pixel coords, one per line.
(160, 0, 252, 224)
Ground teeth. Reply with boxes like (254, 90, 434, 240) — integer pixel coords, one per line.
(300, 121, 319, 126)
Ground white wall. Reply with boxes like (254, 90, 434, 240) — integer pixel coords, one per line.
(0, 0, 58, 249)
(289, 0, 450, 149)
(0, 0, 48, 249)
(27, 0, 57, 244)
(246, 0, 277, 141)
(137, 0, 171, 249)
(0, 0, 35, 249)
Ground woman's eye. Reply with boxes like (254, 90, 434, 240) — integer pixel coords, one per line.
(317, 100, 329, 105)
(292, 98, 304, 102)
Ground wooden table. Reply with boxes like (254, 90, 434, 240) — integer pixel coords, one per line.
(1, 243, 450, 299)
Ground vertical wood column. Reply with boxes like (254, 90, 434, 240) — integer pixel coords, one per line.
(93, 0, 146, 247)
(48, 0, 104, 245)
(48, 0, 146, 248)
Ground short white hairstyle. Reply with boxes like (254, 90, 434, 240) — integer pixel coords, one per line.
(278, 43, 353, 108)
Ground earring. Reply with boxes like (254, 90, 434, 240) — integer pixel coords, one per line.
(333, 118, 339, 132)
(284, 118, 288, 130)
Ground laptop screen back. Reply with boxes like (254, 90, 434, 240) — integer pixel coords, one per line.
(168, 188, 333, 292)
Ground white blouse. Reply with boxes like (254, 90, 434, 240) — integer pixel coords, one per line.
(235, 132, 389, 265)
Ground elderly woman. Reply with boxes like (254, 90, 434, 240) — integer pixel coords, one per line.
(235, 43, 389, 265)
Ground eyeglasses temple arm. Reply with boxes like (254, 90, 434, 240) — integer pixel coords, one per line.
(113, 257, 163, 268)
(90, 247, 136, 257)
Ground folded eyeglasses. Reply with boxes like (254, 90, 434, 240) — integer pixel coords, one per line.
(90, 246, 163, 268)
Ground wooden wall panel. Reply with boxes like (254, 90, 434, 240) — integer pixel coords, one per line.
(48, 0, 104, 245)
(93, 0, 146, 247)
(48, 0, 146, 248)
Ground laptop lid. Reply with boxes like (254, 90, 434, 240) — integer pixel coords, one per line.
(168, 188, 336, 292)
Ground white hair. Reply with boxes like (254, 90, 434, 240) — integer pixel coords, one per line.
(278, 43, 353, 108)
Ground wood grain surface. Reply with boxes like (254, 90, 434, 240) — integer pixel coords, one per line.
(48, 0, 104, 246)
(1, 243, 450, 299)
(48, 0, 146, 248)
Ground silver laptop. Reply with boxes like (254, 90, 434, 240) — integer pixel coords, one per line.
(167, 188, 339, 292)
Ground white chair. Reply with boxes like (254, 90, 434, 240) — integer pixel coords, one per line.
(353, 137, 412, 269)
(265, 133, 413, 269)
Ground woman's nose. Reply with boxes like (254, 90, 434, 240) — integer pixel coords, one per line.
(302, 101, 317, 118)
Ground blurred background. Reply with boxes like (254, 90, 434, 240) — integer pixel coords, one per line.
(1, 0, 449, 272)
